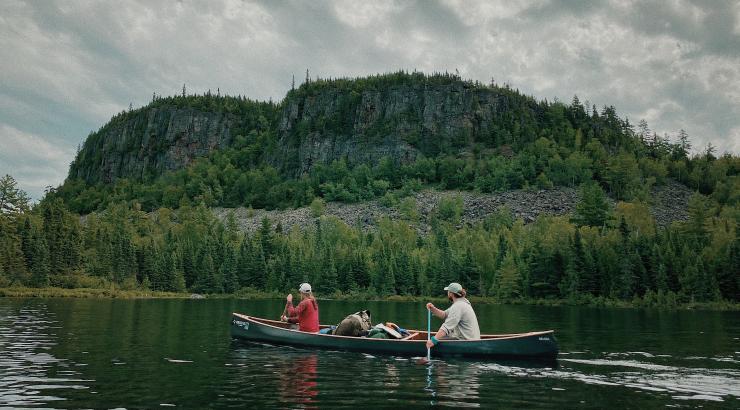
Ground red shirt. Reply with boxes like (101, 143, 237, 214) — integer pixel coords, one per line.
(286, 298, 319, 333)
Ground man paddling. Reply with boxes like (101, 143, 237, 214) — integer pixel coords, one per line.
(281, 283, 320, 333)
(425, 282, 480, 350)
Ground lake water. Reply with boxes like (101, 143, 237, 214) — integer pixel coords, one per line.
(0, 298, 738, 408)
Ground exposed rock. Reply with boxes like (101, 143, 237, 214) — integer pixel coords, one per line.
(648, 180, 693, 226)
(212, 183, 692, 235)
(72, 106, 237, 183)
(74, 79, 545, 184)
(274, 82, 537, 175)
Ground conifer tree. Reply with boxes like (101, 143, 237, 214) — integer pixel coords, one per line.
(495, 253, 521, 300)
(30, 231, 50, 287)
(220, 245, 239, 294)
(573, 182, 611, 228)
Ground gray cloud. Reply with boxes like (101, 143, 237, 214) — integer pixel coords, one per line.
(0, 0, 738, 200)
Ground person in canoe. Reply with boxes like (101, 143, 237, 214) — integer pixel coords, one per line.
(281, 282, 320, 333)
(425, 282, 480, 350)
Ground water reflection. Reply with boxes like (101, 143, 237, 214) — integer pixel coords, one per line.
(227, 341, 495, 408)
(0, 303, 90, 407)
(275, 353, 319, 407)
(425, 361, 483, 407)
(0, 298, 737, 408)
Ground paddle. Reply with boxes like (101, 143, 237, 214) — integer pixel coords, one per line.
(280, 293, 290, 321)
(426, 306, 431, 361)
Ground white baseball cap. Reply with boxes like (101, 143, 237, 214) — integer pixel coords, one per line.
(299, 283, 312, 293)
(444, 282, 463, 295)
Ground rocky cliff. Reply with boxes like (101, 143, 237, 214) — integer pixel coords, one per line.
(71, 106, 238, 184)
(71, 74, 542, 184)
(274, 77, 539, 175)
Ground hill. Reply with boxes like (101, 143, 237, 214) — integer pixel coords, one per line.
(53, 70, 730, 214)
(1, 71, 736, 306)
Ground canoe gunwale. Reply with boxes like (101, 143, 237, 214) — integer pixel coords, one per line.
(232, 312, 556, 344)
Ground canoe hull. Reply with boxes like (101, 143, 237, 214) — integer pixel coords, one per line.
(231, 313, 558, 360)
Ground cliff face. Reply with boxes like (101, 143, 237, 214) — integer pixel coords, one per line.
(275, 81, 538, 175)
(70, 76, 542, 184)
(71, 106, 238, 183)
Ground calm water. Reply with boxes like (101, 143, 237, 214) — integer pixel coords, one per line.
(0, 298, 738, 409)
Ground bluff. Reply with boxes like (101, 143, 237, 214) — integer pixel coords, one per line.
(70, 96, 277, 184)
(274, 75, 542, 175)
(71, 107, 234, 183)
(70, 73, 546, 184)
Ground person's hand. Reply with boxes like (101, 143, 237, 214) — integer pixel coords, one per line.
(426, 302, 435, 311)
(426, 339, 435, 349)
(280, 315, 287, 322)
(286, 293, 293, 303)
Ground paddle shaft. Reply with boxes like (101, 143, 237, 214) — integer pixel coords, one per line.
(427, 307, 431, 360)
(281, 296, 289, 320)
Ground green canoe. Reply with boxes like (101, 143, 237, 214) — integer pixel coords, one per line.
(231, 313, 559, 360)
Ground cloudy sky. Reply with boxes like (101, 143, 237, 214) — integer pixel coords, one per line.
(1, 0, 739, 199)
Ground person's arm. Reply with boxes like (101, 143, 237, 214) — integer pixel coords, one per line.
(283, 294, 295, 321)
(426, 307, 461, 349)
(425, 303, 446, 320)
(439, 304, 461, 335)
(426, 327, 448, 349)
(286, 299, 307, 318)
(434, 327, 448, 340)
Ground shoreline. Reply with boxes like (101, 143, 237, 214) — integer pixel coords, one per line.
(1, 287, 738, 311)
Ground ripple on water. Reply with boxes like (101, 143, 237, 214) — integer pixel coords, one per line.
(0, 306, 91, 407)
(164, 358, 193, 363)
(475, 352, 740, 404)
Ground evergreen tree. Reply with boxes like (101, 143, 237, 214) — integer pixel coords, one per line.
(321, 252, 339, 294)
(395, 250, 414, 295)
(29, 231, 50, 287)
(259, 217, 273, 260)
(495, 253, 521, 300)
(167, 250, 187, 292)
(0, 174, 30, 215)
(19, 217, 33, 264)
(683, 193, 710, 249)
(220, 245, 239, 293)
(460, 248, 480, 295)
(614, 217, 636, 299)
(573, 182, 611, 228)
(194, 241, 220, 293)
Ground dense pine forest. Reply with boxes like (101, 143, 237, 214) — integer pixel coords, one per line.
(0, 72, 737, 306)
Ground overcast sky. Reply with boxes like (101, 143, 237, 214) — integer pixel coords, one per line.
(1, 0, 739, 200)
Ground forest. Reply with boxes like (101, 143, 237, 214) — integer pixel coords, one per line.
(0, 170, 737, 305)
(0, 73, 737, 305)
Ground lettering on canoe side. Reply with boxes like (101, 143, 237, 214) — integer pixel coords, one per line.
(233, 320, 250, 330)
(538, 337, 550, 341)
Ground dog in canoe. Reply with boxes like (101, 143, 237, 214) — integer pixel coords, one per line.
(331, 310, 372, 337)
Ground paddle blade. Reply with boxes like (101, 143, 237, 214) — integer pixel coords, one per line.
(415, 356, 431, 365)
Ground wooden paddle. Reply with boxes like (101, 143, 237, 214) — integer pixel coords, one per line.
(280, 293, 290, 321)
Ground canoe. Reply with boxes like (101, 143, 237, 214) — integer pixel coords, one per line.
(231, 313, 558, 360)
